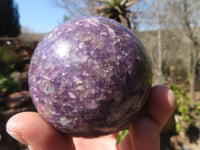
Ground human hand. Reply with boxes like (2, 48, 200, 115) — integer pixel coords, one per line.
(6, 85, 176, 150)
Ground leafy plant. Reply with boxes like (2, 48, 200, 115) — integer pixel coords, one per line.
(97, 0, 137, 29)
(0, 46, 20, 75)
(193, 103, 200, 117)
(117, 126, 130, 144)
(170, 84, 198, 132)
(0, 75, 21, 94)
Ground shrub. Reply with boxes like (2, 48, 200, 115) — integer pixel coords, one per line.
(117, 126, 130, 144)
(170, 84, 200, 132)
(0, 46, 20, 75)
(0, 75, 21, 94)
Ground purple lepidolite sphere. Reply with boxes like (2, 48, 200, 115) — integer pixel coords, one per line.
(28, 16, 152, 137)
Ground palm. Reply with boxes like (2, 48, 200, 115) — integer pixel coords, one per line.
(6, 86, 176, 150)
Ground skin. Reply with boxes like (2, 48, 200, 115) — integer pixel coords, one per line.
(6, 85, 176, 150)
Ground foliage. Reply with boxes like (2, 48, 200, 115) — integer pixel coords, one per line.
(0, 0, 21, 37)
(193, 103, 200, 117)
(0, 75, 21, 94)
(170, 84, 200, 132)
(0, 46, 20, 75)
(117, 126, 130, 144)
(0, 46, 30, 95)
(0, 46, 30, 75)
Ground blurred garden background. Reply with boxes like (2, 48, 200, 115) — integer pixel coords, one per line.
(0, 0, 200, 149)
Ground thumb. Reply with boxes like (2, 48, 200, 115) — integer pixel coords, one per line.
(6, 112, 75, 150)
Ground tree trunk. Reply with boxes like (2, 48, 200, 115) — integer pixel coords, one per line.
(190, 65, 195, 101)
(154, 0, 164, 85)
(189, 45, 198, 101)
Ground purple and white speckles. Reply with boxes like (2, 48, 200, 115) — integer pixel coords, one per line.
(28, 16, 152, 137)
(85, 17, 100, 26)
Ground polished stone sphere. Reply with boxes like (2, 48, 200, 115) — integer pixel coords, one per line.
(28, 16, 152, 137)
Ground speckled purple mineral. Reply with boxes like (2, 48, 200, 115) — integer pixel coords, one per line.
(28, 16, 152, 137)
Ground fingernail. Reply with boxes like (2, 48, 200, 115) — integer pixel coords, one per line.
(168, 89, 176, 108)
(7, 131, 28, 145)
